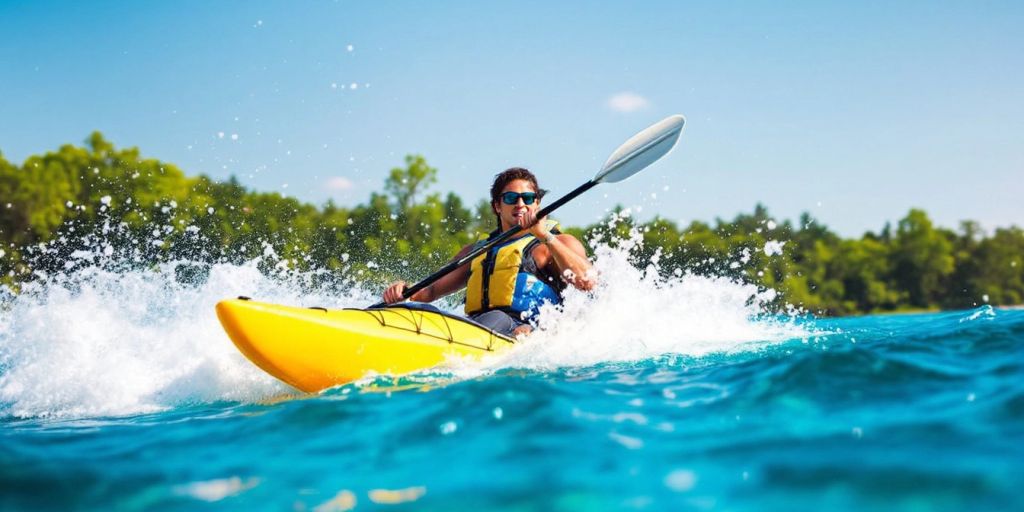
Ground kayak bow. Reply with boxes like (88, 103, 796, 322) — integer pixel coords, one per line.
(216, 298, 515, 392)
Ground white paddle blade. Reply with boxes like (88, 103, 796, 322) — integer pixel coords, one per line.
(596, 114, 685, 183)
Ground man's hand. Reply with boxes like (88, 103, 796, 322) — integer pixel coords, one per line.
(517, 209, 550, 239)
(382, 281, 407, 304)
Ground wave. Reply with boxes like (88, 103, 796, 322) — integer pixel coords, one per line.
(0, 223, 807, 419)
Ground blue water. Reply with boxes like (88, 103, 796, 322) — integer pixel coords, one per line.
(2, 303, 1022, 510)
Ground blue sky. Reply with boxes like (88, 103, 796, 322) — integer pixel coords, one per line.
(1, 1, 1021, 235)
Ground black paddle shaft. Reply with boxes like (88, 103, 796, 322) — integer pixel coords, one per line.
(368, 179, 599, 309)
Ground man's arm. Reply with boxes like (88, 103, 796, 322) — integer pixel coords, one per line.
(383, 243, 475, 303)
(538, 233, 595, 291)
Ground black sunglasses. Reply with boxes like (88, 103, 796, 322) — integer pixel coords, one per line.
(500, 191, 538, 205)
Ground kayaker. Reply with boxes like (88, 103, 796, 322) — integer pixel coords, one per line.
(382, 167, 594, 336)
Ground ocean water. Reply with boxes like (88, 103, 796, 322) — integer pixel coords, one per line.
(1, 236, 1022, 511)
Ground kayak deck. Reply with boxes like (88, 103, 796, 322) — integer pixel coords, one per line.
(216, 298, 515, 392)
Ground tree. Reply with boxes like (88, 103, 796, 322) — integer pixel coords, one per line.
(891, 209, 955, 308)
(384, 155, 437, 214)
(956, 227, 1024, 306)
(3, 134, 1021, 315)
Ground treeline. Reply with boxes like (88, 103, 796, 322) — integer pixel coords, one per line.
(1, 133, 1021, 315)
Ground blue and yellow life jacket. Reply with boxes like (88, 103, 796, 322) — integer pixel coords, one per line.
(465, 221, 563, 318)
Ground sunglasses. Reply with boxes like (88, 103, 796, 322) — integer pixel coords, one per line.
(500, 191, 538, 205)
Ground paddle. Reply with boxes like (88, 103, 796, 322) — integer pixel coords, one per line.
(369, 114, 686, 308)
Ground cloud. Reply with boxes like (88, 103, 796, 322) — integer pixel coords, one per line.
(607, 92, 651, 113)
(326, 176, 355, 192)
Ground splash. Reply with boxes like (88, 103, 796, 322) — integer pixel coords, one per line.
(0, 262, 288, 419)
(0, 215, 382, 420)
(471, 215, 809, 372)
(0, 212, 808, 419)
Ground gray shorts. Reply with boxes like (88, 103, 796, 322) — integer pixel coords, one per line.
(469, 310, 527, 337)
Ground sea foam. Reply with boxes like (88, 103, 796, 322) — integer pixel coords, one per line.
(0, 218, 807, 419)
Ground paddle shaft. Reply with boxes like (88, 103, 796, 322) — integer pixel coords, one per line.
(368, 179, 598, 308)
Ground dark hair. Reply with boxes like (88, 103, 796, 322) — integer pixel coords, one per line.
(490, 167, 547, 204)
(489, 167, 547, 229)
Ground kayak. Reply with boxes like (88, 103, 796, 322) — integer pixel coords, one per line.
(215, 297, 516, 392)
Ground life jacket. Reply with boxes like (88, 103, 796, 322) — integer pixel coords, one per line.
(465, 220, 563, 318)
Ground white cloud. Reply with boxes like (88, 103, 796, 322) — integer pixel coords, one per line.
(607, 92, 651, 113)
(326, 176, 355, 192)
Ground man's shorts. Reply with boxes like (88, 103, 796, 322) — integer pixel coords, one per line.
(469, 310, 527, 337)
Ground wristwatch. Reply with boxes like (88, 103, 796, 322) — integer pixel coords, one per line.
(541, 232, 556, 244)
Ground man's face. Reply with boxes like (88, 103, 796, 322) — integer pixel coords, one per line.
(494, 179, 540, 229)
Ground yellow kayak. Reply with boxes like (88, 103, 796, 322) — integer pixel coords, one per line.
(215, 298, 516, 392)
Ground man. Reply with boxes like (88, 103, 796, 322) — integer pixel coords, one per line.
(382, 167, 594, 336)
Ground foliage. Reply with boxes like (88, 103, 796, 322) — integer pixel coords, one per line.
(2, 134, 1021, 315)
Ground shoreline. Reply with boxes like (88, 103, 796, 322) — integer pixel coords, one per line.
(814, 304, 1023, 319)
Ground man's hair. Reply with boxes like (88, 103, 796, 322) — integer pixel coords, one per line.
(489, 167, 547, 229)
(489, 167, 546, 204)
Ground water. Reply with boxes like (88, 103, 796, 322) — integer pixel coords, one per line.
(2, 237, 1022, 511)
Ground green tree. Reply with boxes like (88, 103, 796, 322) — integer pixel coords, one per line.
(891, 209, 955, 308)
(385, 155, 437, 214)
(4, 134, 1022, 315)
(954, 227, 1024, 306)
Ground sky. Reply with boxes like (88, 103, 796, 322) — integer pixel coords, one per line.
(1, 0, 1021, 236)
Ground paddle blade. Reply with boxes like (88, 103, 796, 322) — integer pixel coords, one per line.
(596, 114, 685, 183)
